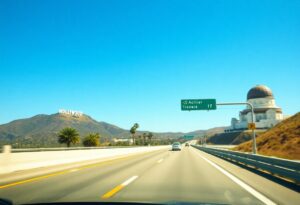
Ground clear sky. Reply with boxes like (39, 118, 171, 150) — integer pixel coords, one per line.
(0, 0, 299, 132)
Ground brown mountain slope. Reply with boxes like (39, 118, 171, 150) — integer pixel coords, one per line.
(208, 132, 244, 145)
(233, 112, 300, 160)
(0, 112, 226, 148)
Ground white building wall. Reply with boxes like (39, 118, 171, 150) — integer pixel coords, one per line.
(230, 95, 283, 130)
(247, 98, 278, 109)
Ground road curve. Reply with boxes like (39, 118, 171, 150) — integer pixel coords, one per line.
(0, 146, 299, 205)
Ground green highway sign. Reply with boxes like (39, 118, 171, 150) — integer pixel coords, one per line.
(183, 135, 194, 140)
(181, 99, 217, 111)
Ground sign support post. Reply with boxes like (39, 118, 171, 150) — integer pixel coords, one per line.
(181, 99, 257, 154)
(216, 102, 257, 154)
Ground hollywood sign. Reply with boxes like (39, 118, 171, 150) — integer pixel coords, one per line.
(59, 109, 83, 117)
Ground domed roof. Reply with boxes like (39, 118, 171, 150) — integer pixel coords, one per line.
(247, 85, 274, 100)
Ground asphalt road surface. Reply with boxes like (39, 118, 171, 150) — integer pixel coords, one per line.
(0, 146, 299, 205)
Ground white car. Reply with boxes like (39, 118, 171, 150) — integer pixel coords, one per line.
(172, 142, 181, 151)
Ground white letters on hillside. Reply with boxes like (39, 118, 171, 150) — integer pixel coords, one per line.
(59, 109, 83, 117)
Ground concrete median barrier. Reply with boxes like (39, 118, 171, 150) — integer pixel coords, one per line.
(0, 145, 169, 174)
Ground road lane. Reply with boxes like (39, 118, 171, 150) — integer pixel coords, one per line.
(0, 149, 169, 204)
(0, 146, 298, 205)
(193, 149, 275, 205)
(101, 176, 139, 199)
(192, 147, 300, 205)
(112, 147, 265, 204)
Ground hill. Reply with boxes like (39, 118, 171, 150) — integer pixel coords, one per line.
(0, 113, 128, 147)
(0, 113, 225, 148)
(207, 130, 267, 145)
(0, 114, 124, 136)
(187, 126, 227, 137)
(233, 112, 300, 160)
(208, 132, 247, 145)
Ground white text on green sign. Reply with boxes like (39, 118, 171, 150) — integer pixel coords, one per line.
(181, 99, 216, 111)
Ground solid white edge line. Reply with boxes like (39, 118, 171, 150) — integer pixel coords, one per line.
(121, 175, 138, 186)
(195, 150, 277, 205)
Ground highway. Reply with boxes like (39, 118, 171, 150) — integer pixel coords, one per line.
(0, 146, 299, 205)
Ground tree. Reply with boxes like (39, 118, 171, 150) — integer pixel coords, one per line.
(82, 133, 100, 147)
(137, 135, 143, 145)
(130, 123, 139, 145)
(147, 132, 153, 144)
(142, 133, 147, 145)
(57, 127, 80, 147)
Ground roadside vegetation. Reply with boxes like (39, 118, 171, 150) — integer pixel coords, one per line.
(57, 127, 80, 147)
(130, 123, 139, 144)
(82, 133, 100, 147)
(54, 125, 173, 148)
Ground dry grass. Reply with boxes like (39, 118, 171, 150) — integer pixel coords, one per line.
(233, 112, 300, 160)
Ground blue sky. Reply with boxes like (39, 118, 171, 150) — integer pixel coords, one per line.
(0, 0, 299, 132)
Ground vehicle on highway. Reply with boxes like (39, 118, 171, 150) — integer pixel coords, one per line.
(185, 143, 189, 147)
(172, 142, 181, 151)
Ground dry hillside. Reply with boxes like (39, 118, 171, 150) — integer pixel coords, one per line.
(207, 131, 267, 145)
(234, 112, 300, 160)
(208, 132, 246, 145)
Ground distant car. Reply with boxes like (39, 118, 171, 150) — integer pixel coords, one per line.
(172, 142, 181, 151)
(185, 143, 189, 147)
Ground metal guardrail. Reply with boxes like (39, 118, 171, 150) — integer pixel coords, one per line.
(204, 145, 237, 150)
(192, 145, 300, 184)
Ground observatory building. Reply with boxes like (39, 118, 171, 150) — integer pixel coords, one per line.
(230, 85, 284, 130)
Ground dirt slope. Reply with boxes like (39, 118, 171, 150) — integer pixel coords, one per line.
(234, 112, 300, 160)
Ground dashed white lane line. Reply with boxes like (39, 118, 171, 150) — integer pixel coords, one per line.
(121, 175, 138, 186)
(195, 151, 277, 205)
(157, 158, 164, 163)
(101, 175, 138, 199)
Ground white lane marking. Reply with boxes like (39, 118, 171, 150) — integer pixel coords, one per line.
(196, 151, 277, 205)
(121, 175, 138, 186)
(101, 175, 138, 199)
(69, 168, 79, 172)
(157, 158, 164, 163)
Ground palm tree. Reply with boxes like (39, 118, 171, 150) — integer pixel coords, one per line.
(83, 133, 100, 147)
(57, 127, 80, 147)
(130, 123, 139, 145)
(134, 123, 139, 129)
